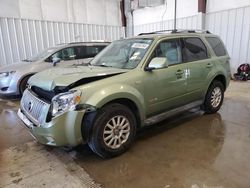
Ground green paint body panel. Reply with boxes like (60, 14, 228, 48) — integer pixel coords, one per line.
(28, 110, 85, 146)
(20, 32, 231, 147)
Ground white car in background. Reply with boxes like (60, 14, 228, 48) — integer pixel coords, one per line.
(0, 42, 109, 98)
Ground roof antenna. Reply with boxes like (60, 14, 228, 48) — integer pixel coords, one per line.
(173, 0, 177, 33)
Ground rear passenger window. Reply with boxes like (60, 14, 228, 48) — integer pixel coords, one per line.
(206, 37, 227, 56)
(182, 38, 208, 62)
(75, 46, 106, 59)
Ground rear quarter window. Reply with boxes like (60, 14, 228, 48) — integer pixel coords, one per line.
(206, 37, 227, 57)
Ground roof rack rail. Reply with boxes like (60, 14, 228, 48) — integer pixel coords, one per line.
(185, 30, 211, 34)
(138, 30, 176, 36)
(138, 29, 211, 36)
(67, 41, 109, 45)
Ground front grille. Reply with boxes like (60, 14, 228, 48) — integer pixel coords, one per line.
(21, 89, 50, 126)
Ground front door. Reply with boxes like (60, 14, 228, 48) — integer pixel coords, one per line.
(143, 38, 188, 117)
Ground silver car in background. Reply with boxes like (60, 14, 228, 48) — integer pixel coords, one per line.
(0, 42, 109, 97)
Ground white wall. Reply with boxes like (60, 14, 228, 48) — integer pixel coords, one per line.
(132, 0, 250, 73)
(133, 0, 250, 26)
(133, 0, 198, 25)
(206, 5, 250, 73)
(0, 0, 125, 66)
(0, 0, 122, 26)
(207, 0, 250, 13)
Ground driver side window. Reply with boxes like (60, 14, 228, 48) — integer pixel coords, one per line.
(153, 39, 182, 66)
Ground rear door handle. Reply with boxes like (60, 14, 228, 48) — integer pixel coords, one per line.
(176, 70, 184, 75)
(206, 63, 213, 68)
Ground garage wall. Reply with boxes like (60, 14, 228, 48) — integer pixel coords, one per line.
(134, 14, 202, 35)
(133, 0, 201, 35)
(0, 0, 125, 66)
(131, 0, 250, 73)
(206, 5, 250, 73)
(206, 0, 250, 13)
(0, 0, 122, 26)
(133, 0, 199, 25)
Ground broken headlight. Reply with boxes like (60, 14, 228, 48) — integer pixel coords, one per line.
(51, 90, 82, 117)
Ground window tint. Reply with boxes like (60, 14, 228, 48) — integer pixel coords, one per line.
(183, 38, 208, 62)
(51, 47, 76, 61)
(153, 39, 182, 66)
(75, 46, 106, 59)
(206, 37, 227, 56)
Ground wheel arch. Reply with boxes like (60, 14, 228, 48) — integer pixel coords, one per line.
(18, 73, 36, 92)
(81, 91, 145, 142)
(104, 98, 142, 129)
(202, 73, 227, 102)
(212, 74, 226, 91)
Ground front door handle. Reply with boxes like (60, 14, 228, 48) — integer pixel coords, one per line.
(176, 70, 184, 75)
(206, 63, 213, 68)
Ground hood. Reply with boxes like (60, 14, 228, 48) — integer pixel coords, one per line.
(0, 61, 43, 73)
(28, 65, 128, 91)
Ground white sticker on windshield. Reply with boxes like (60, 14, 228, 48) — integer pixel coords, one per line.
(132, 43, 149, 49)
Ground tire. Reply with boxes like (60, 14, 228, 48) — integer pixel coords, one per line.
(19, 76, 31, 95)
(88, 103, 137, 158)
(204, 80, 224, 114)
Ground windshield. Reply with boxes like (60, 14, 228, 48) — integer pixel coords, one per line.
(27, 46, 61, 62)
(90, 38, 153, 69)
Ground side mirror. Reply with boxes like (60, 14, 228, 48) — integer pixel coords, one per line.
(146, 57, 168, 71)
(52, 57, 61, 66)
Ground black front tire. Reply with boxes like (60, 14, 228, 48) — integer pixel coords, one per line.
(204, 80, 224, 114)
(88, 103, 137, 158)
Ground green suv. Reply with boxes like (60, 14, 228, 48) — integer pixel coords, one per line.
(18, 30, 231, 158)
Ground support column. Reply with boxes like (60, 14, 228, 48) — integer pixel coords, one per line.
(198, 0, 206, 30)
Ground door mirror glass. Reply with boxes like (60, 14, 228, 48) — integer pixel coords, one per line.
(147, 57, 168, 70)
(52, 57, 61, 66)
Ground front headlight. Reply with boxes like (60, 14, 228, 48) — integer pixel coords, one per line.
(0, 71, 16, 78)
(51, 90, 82, 117)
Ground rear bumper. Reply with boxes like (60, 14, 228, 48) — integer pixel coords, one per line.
(17, 108, 86, 146)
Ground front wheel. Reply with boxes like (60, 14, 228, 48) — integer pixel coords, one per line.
(204, 80, 224, 114)
(88, 103, 137, 158)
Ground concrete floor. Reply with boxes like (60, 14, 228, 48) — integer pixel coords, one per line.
(0, 81, 250, 188)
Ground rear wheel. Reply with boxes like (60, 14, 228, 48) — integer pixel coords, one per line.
(19, 76, 31, 95)
(88, 103, 137, 158)
(204, 80, 224, 114)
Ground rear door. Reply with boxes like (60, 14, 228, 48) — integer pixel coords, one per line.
(181, 37, 212, 102)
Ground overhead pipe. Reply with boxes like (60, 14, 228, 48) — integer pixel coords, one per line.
(124, 0, 134, 37)
(173, 0, 177, 32)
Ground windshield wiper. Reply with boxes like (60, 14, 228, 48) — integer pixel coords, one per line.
(99, 64, 112, 67)
(94, 64, 113, 68)
(23, 59, 32, 62)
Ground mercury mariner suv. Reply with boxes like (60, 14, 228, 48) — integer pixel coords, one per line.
(18, 30, 231, 158)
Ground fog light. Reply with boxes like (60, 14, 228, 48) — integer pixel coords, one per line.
(45, 136, 55, 145)
(1, 87, 8, 91)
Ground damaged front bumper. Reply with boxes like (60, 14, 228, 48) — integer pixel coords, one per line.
(17, 108, 86, 146)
